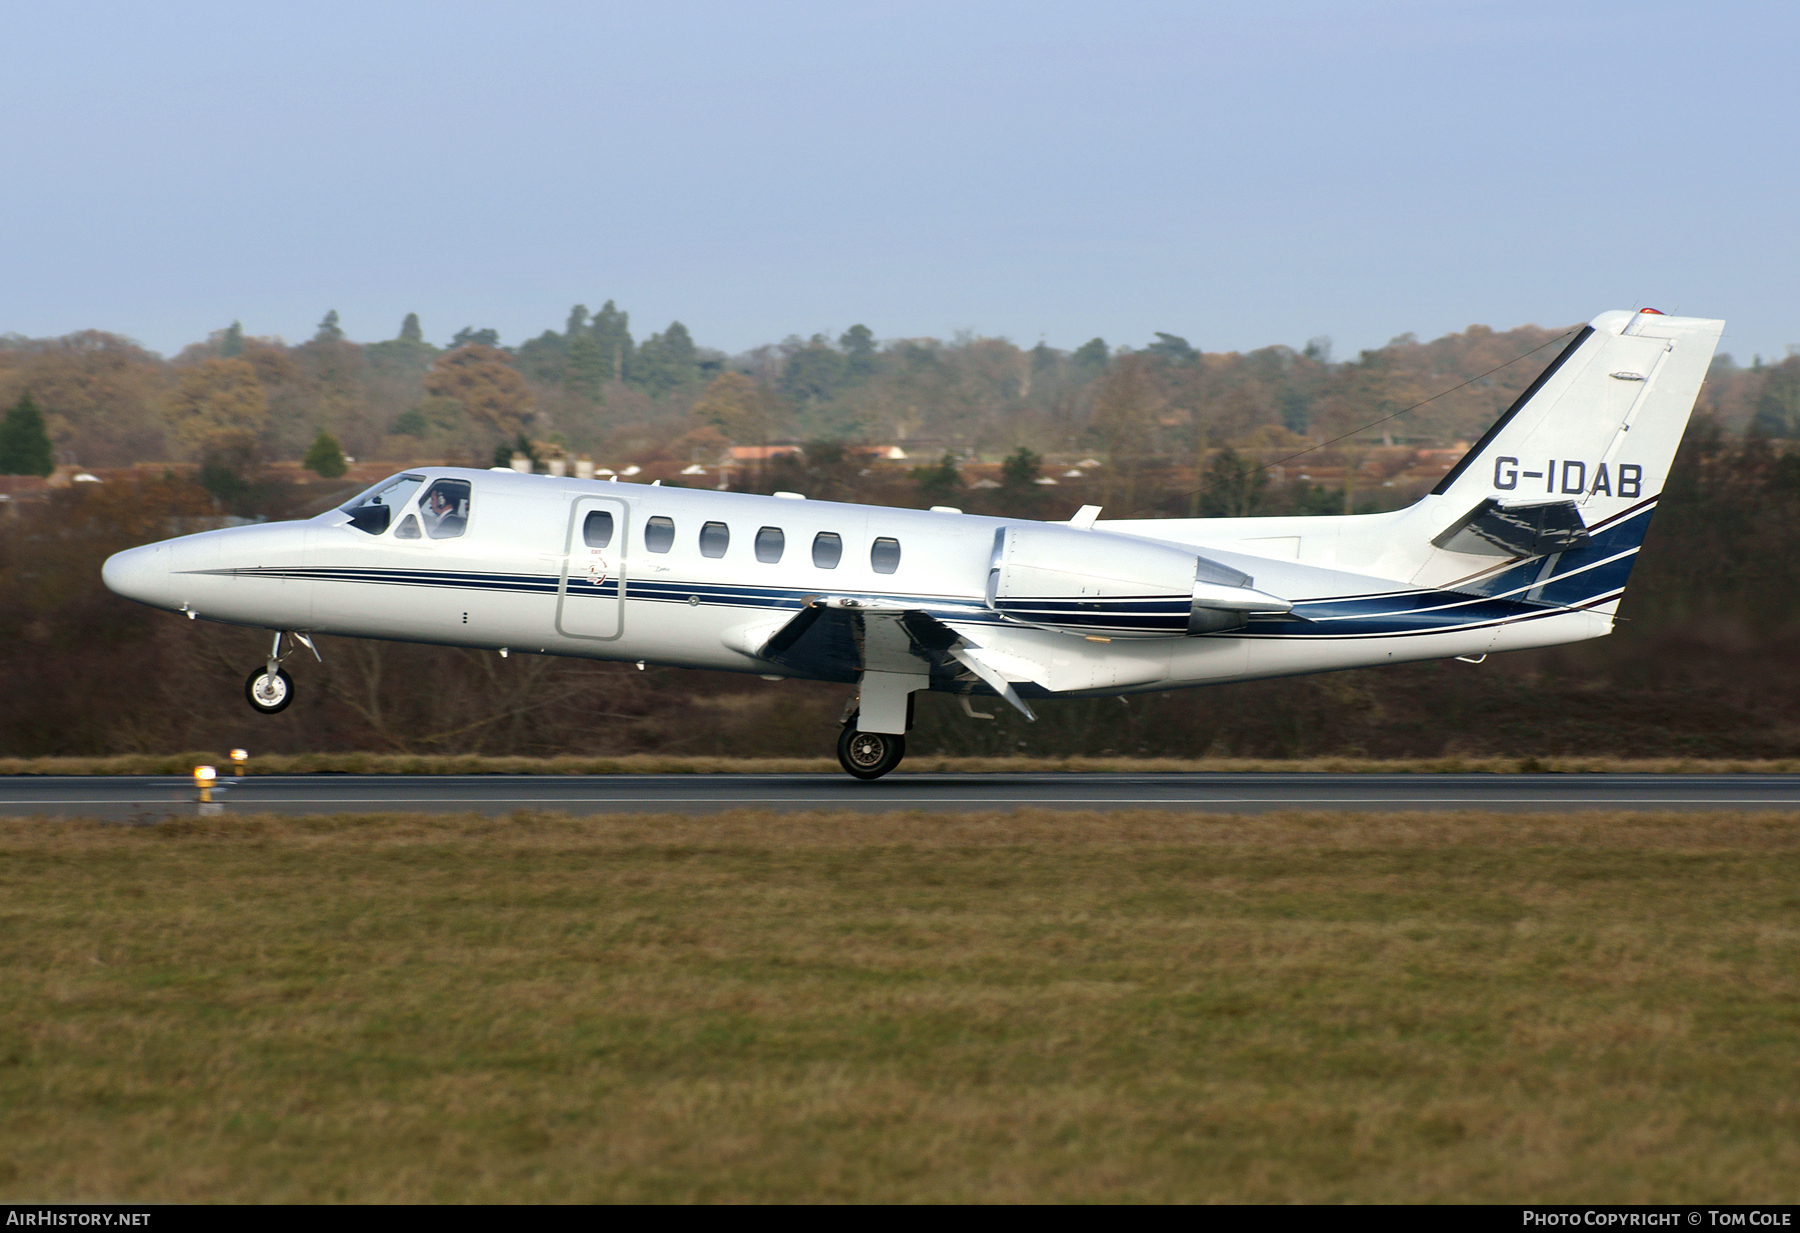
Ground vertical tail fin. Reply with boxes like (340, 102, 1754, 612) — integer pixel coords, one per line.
(1416, 308, 1724, 614)
(1432, 309, 1723, 515)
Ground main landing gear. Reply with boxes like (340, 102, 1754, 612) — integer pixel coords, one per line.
(837, 724, 906, 780)
(835, 686, 914, 780)
(244, 630, 320, 715)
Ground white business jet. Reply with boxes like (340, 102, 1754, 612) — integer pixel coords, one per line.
(103, 309, 1721, 778)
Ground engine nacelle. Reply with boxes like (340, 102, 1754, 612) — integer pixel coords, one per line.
(985, 524, 1290, 638)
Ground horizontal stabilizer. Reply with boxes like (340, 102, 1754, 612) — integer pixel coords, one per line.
(1432, 498, 1590, 559)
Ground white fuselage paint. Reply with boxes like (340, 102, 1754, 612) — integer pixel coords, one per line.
(101, 469, 1607, 700)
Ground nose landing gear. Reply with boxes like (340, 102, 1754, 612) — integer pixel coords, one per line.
(245, 667, 294, 714)
(244, 630, 319, 715)
(837, 725, 906, 780)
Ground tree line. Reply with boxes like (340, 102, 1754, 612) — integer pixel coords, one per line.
(7, 303, 1795, 501)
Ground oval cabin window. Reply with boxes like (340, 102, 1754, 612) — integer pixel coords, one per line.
(755, 527, 785, 563)
(699, 521, 730, 558)
(812, 531, 842, 569)
(870, 537, 901, 574)
(645, 516, 675, 553)
(583, 510, 613, 549)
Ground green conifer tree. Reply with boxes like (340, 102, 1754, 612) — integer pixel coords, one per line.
(1196, 446, 1268, 518)
(589, 301, 632, 384)
(1001, 445, 1042, 488)
(220, 320, 245, 358)
(634, 322, 699, 397)
(912, 452, 962, 504)
(303, 429, 348, 479)
(1072, 337, 1110, 377)
(400, 313, 423, 343)
(1145, 332, 1199, 364)
(997, 445, 1044, 515)
(566, 332, 606, 400)
(314, 310, 344, 343)
(0, 393, 55, 477)
(839, 324, 878, 381)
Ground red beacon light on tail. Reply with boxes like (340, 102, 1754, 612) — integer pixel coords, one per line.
(1639, 307, 1666, 315)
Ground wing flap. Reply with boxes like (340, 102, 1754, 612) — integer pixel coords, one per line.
(742, 600, 1036, 719)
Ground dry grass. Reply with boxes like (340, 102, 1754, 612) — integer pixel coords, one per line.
(1, 807, 1797, 1202)
(10, 752, 1800, 776)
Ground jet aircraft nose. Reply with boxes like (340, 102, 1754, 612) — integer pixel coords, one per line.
(102, 542, 181, 610)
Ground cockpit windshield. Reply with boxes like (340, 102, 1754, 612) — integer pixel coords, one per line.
(341, 474, 425, 535)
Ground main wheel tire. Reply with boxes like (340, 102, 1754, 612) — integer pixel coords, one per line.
(837, 726, 905, 780)
(244, 667, 294, 714)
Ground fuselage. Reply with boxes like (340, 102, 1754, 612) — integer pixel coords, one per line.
(101, 466, 1613, 700)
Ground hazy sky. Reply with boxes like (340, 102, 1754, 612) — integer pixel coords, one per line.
(7, 1, 1797, 363)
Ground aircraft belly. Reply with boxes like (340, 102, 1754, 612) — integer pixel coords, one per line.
(945, 625, 1176, 693)
(1163, 636, 1249, 683)
(1232, 608, 1605, 681)
(1491, 609, 1611, 652)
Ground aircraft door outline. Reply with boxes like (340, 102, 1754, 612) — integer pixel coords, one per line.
(557, 496, 630, 640)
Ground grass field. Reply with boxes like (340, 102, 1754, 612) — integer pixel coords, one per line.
(1, 807, 1796, 1203)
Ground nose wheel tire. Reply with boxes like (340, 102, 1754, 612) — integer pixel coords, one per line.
(245, 668, 294, 714)
(837, 727, 905, 780)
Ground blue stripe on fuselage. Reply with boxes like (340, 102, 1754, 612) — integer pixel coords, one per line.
(204, 507, 1648, 643)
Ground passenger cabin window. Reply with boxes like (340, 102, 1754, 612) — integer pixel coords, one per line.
(419, 479, 472, 539)
(645, 516, 675, 553)
(395, 515, 421, 539)
(812, 531, 842, 569)
(342, 474, 424, 535)
(583, 510, 614, 549)
(755, 526, 785, 563)
(871, 537, 901, 574)
(699, 521, 730, 558)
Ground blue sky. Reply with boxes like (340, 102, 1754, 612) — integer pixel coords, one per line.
(7, 1, 1797, 363)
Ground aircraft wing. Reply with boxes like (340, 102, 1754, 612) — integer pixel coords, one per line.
(749, 600, 1038, 720)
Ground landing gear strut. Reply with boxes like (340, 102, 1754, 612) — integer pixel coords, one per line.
(837, 724, 906, 780)
(244, 630, 319, 715)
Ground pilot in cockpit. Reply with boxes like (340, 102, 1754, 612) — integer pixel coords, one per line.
(424, 485, 455, 530)
(420, 480, 470, 539)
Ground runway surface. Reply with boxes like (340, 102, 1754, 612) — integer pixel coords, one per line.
(6, 773, 1800, 818)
